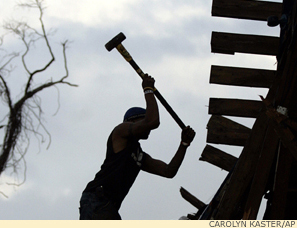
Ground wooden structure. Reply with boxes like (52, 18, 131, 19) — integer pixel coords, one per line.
(180, 0, 297, 220)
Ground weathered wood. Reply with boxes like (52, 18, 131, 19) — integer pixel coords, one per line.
(210, 65, 276, 88)
(266, 28, 297, 104)
(200, 144, 238, 171)
(211, 32, 279, 56)
(180, 187, 206, 210)
(214, 111, 269, 219)
(270, 4, 297, 121)
(284, 160, 297, 219)
(265, 105, 297, 161)
(212, 0, 282, 21)
(206, 0, 297, 221)
(242, 124, 279, 219)
(207, 115, 251, 146)
(265, 1, 297, 218)
(273, 46, 297, 111)
(268, 145, 293, 219)
(209, 98, 263, 118)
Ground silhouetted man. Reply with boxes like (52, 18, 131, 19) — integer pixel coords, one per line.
(79, 74, 195, 219)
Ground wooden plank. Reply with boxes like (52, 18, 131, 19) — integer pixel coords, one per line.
(199, 168, 235, 219)
(265, 30, 297, 103)
(207, 115, 251, 146)
(242, 124, 279, 219)
(209, 98, 263, 118)
(265, 0, 297, 219)
(209, 0, 297, 220)
(199, 144, 238, 171)
(180, 187, 206, 210)
(214, 111, 269, 219)
(261, 0, 297, 220)
(211, 32, 279, 55)
(268, 144, 292, 219)
(212, 0, 282, 21)
(265, 105, 297, 161)
(274, 44, 297, 111)
(284, 160, 297, 219)
(210, 65, 276, 88)
(273, 16, 297, 120)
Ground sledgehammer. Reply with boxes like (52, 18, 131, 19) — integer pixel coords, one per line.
(105, 32, 186, 129)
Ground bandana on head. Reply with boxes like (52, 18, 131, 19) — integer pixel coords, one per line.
(123, 107, 146, 122)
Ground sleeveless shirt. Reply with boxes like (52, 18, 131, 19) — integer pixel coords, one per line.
(83, 132, 147, 210)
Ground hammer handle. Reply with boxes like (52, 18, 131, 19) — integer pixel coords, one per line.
(116, 44, 186, 129)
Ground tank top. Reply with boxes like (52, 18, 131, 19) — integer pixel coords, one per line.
(83, 131, 147, 210)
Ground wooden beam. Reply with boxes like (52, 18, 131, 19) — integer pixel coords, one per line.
(269, 145, 293, 219)
(209, 98, 263, 118)
(212, 0, 282, 21)
(269, 3, 297, 119)
(272, 37, 297, 110)
(214, 111, 269, 219)
(210, 65, 276, 88)
(200, 144, 238, 171)
(180, 187, 206, 210)
(266, 25, 297, 104)
(207, 115, 251, 146)
(283, 160, 297, 219)
(242, 124, 279, 219)
(211, 32, 279, 56)
(265, 105, 297, 161)
(199, 169, 234, 219)
(264, 0, 297, 219)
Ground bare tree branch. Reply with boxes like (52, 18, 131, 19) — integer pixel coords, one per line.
(0, 75, 13, 110)
(0, 52, 20, 71)
(0, 0, 77, 192)
(23, 1, 55, 93)
(17, 0, 46, 10)
(0, 191, 8, 198)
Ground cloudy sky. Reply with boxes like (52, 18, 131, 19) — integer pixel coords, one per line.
(0, 0, 281, 220)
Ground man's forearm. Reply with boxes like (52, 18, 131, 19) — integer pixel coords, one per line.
(166, 144, 188, 178)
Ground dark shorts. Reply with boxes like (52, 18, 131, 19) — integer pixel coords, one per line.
(79, 188, 121, 220)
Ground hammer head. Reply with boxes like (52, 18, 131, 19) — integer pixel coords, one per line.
(105, 32, 126, 52)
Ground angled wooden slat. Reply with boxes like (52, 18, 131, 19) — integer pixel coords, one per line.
(268, 145, 293, 219)
(212, 0, 282, 21)
(180, 187, 206, 210)
(207, 115, 251, 146)
(211, 32, 279, 56)
(200, 144, 238, 171)
(214, 112, 269, 219)
(242, 124, 279, 219)
(209, 98, 263, 118)
(210, 65, 276, 88)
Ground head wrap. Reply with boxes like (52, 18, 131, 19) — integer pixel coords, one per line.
(123, 107, 146, 122)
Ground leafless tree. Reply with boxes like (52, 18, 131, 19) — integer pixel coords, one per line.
(0, 0, 77, 189)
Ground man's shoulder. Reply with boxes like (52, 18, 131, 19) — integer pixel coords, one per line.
(111, 122, 136, 153)
(113, 122, 130, 133)
(112, 122, 133, 141)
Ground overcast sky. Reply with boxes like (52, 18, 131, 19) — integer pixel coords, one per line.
(0, 0, 281, 220)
